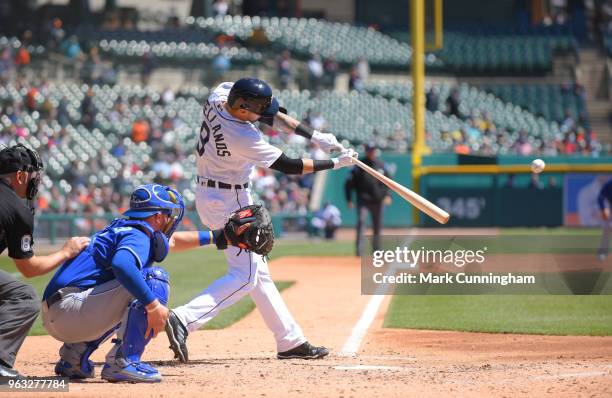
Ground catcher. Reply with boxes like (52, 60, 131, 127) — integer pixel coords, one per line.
(42, 183, 267, 383)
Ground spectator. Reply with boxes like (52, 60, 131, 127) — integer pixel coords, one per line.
(212, 0, 230, 17)
(14, 45, 30, 72)
(211, 52, 231, 82)
(514, 131, 533, 156)
(49, 18, 65, 48)
(446, 87, 463, 119)
(99, 62, 118, 85)
(25, 87, 38, 112)
(561, 132, 577, 154)
(80, 88, 96, 129)
(453, 133, 470, 154)
(161, 88, 175, 105)
(141, 52, 158, 86)
(60, 36, 83, 60)
(356, 56, 370, 82)
(111, 142, 126, 158)
(323, 56, 339, 89)
(276, 50, 293, 89)
(309, 111, 327, 131)
(561, 109, 575, 132)
(389, 123, 408, 152)
(131, 119, 150, 143)
(307, 54, 324, 91)
(311, 202, 342, 239)
(82, 47, 102, 84)
(348, 66, 364, 92)
(0, 46, 13, 80)
(426, 87, 439, 112)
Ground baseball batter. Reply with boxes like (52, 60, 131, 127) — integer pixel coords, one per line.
(166, 78, 355, 360)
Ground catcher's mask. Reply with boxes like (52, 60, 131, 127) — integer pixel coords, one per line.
(123, 184, 185, 239)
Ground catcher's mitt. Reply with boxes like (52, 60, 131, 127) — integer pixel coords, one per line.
(218, 204, 274, 256)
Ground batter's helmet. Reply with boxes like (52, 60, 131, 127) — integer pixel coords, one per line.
(227, 77, 279, 116)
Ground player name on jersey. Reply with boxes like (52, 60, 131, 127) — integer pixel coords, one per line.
(198, 100, 231, 157)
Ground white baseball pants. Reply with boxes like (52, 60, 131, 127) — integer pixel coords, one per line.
(172, 185, 306, 352)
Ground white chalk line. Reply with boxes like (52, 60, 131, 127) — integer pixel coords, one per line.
(530, 370, 612, 381)
(338, 294, 386, 357)
(339, 235, 416, 357)
(333, 364, 404, 371)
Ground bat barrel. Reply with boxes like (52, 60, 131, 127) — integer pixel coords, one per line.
(353, 158, 450, 225)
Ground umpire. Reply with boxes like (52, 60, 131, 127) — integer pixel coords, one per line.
(0, 144, 88, 378)
(345, 143, 391, 256)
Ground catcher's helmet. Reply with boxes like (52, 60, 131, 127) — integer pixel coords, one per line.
(227, 77, 279, 116)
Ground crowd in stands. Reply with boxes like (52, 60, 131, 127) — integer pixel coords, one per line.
(1, 6, 610, 226)
(276, 48, 365, 92)
(0, 75, 321, 220)
(1, 78, 606, 222)
(424, 84, 602, 157)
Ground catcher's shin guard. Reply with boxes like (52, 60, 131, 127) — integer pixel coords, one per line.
(102, 267, 169, 383)
(55, 325, 118, 379)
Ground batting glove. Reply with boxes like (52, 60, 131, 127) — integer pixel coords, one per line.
(312, 130, 345, 153)
(333, 149, 357, 169)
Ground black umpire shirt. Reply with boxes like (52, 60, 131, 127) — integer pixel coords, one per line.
(344, 157, 390, 204)
(0, 180, 35, 259)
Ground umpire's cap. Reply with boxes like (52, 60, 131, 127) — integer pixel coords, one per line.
(228, 77, 279, 116)
(0, 144, 43, 174)
(124, 184, 182, 218)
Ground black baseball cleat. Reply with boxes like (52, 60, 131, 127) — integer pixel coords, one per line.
(277, 342, 329, 360)
(0, 363, 23, 379)
(165, 310, 189, 363)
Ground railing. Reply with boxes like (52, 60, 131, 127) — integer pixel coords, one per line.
(36, 211, 312, 243)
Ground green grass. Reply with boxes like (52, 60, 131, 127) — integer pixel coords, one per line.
(0, 239, 354, 336)
(499, 227, 601, 236)
(385, 295, 612, 335)
(385, 226, 612, 335)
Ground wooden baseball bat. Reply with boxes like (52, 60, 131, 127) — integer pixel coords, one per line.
(353, 158, 450, 224)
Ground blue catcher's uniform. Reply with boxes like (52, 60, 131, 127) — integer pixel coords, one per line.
(41, 184, 183, 383)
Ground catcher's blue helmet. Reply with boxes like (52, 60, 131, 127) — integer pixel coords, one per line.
(228, 77, 279, 116)
(123, 184, 185, 238)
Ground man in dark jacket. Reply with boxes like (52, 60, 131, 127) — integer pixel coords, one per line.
(0, 144, 88, 378)
(345, 143, 391, 256)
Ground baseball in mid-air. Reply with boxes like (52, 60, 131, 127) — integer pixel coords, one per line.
(531, 158, 546, 174)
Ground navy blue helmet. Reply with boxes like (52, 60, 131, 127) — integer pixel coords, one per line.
(227, 77, 279, 116)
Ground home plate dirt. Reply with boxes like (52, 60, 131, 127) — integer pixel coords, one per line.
(7, 256, 612, 397)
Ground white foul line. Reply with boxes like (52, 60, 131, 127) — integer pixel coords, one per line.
(530, 370, 611, 381)
(339, 294, 386, 357)
(339, 236, 415, 357)
(334, 364, 404, 371)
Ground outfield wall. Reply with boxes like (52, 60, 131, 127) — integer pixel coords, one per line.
(322, 153, 612, 228)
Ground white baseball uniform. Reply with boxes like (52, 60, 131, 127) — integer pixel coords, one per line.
(172, 82, 306, 352)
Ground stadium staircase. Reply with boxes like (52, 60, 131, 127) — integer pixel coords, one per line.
(576, 48, 611, 143)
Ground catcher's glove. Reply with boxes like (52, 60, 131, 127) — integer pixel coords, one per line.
(214, 204, 275, 256)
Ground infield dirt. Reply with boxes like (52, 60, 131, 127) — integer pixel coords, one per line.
(7, 255, 612, 397)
